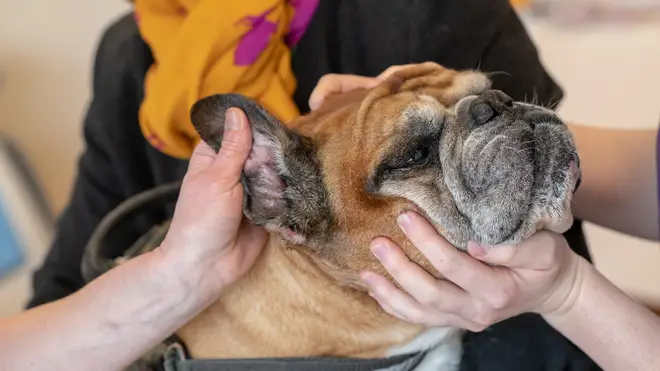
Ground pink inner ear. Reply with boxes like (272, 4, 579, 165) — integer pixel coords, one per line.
(243, 132, 306, 245)
(244, 132, 282, 185)
(244, 132, 286, 209)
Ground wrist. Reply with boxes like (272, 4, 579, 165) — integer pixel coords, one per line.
(539, 254, 593, 320)
(152, 244, 225, 307)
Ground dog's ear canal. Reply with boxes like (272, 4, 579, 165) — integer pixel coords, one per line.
(190, 94, 331, 245)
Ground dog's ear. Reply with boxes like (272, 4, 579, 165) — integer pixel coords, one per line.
(190, 94, 331, 245)
(388, 62, 493, 107)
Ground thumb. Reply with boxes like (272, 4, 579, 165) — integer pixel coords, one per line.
(468, 242, 522, 267)
(208, 108, 253, 181)
(468, 232, 564, 270)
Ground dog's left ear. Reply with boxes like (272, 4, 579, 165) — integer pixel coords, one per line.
(189, 94, 331, 245)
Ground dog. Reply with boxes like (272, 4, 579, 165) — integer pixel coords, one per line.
(158, 62, 580, 370)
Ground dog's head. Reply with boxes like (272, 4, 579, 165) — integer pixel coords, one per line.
(190, 63, 580, 283)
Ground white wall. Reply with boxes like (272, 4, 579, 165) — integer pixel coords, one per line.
(0, 0, 131, 315)
(0, 2, 658, 315)
(0, 1, 131, 214)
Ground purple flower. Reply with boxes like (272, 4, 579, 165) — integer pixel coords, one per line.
(234, 0, 319, 66)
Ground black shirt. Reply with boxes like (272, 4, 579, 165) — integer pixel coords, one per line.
(28, 1, 597, 370)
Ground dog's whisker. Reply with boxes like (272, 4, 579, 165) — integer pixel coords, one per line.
(485, 71, 512, 79)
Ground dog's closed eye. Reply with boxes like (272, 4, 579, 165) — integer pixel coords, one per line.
(385, 138, 436, 171)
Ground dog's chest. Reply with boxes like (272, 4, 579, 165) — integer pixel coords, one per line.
(387, 327, 464, 371)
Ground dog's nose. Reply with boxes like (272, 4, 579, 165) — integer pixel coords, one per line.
(468, 90, 513, 127)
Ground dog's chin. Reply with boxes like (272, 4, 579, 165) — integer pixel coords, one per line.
(525, 117, 581, 237)
(532, 158, 581, 235)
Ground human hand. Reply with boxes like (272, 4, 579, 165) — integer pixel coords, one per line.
(360, 211, 586, 332)
(159, 108, 268, 298)
(308, 64, 419, 110)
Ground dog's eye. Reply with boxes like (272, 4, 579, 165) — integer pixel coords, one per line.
(384, 139, 435, 171)
(407, 147, 430, 165)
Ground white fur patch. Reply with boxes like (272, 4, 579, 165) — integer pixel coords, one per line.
(387, 327, 464, 371)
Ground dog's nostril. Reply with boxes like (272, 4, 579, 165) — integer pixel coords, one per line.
(468, 90, 515, 127)
(469, 101, 496, 126)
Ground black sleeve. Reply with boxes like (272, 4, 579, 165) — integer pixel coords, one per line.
(476, 7, 564, 109)
(26, 14, 150, 308)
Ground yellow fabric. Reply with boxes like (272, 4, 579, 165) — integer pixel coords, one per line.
(134, 0, 301, 159)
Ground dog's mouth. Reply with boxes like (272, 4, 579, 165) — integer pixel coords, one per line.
(442, 91, 580, 245)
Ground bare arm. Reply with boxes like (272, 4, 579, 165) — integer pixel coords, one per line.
(569, 124, 659, 241)
(0, 250, 205, 371)
(544, 257, 660, 371)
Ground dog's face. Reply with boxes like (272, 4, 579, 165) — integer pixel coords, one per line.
(190, 63, 580, 282)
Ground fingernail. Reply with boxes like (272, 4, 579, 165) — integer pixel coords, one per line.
(371, 244, 387, 261)
(225, 108, 241, 132)
(397, 213, 412, 232)
(467, 241, 486, 257)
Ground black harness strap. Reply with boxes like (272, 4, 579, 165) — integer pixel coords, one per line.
(161, 342, 427, 371)
(82, 181, 182, 283)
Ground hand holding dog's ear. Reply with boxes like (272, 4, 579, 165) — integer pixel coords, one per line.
(361, 212, 586, 332)
(160, 108, 267, 298)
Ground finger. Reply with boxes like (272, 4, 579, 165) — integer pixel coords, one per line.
(363, 271, 483, 330)
(472, 231, 566, 271)
(370, 237, 472, 315)
(361, 271, 434, 324)
(208, 108, 253, 181)
(396, 212, 502, 296)
(308, 74, 380, 111)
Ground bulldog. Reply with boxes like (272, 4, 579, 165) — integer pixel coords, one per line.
(162, 62, 580, 370)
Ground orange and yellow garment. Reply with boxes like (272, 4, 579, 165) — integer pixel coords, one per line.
(133, 0, 318, 159)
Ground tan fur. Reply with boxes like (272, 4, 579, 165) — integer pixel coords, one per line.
(178, 63, 487, 358)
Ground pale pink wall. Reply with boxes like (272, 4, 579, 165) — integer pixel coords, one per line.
(521, 15, 660, 305)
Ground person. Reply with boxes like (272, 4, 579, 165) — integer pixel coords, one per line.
(0, 110, 265, 370)
(309, 69, 660, 371)
(25, 1, 597, 369)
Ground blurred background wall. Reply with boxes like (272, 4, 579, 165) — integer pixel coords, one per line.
(0, 1, 658, 315)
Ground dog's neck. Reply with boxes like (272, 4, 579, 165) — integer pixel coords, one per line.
(176, 234, 424, 359)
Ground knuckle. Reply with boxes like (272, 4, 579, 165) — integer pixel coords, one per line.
(469, 323, 489, 332)
(421, 61, 442, 69)
(435, 254, 459, 275)
(538, 249, 558, 269)
(488, 291, 512, 310)
(317, 73, 338, 87)
(489, 280, 518, 310)
(370, 282, 390, 299)
(472, 303, 498, 327)
(410, 309, 436, 326)
(381, 250, 409, 275)
(417, 290, 442, 308)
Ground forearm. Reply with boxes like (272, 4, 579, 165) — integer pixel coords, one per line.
(569, 124, 659, 241)
(544, 258, 660, 371)
(0, 249, 210, 371)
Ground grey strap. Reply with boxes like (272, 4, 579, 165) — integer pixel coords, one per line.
(162, 342, 426, 371)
